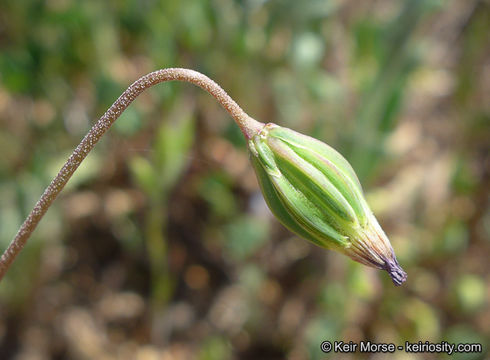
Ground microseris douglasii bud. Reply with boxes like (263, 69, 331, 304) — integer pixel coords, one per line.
(248, 123, 407, 286)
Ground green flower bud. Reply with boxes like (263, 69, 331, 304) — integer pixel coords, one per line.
(248, 123, 407, 285)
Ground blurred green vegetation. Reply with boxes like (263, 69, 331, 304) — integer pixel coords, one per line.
(0, 0, 488, 359)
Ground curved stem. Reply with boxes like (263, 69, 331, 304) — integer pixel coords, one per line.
(0, 68, 264, 282)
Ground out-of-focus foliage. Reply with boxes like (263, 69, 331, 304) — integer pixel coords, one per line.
(0, 0, 488, 359)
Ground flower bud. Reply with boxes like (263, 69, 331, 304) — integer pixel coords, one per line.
(248, 123, 406, 285)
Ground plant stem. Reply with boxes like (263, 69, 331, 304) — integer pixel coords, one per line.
(0, 68, 264, 282)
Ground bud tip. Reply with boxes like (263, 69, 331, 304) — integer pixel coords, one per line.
(383, 257, 407, 286)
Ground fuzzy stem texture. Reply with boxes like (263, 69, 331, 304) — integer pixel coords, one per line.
(0, 68, 264, 282)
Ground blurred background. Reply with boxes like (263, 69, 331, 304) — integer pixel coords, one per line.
(0, 0, 488, 359)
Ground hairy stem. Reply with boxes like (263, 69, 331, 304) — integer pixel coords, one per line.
(0, 68, 264, 282)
